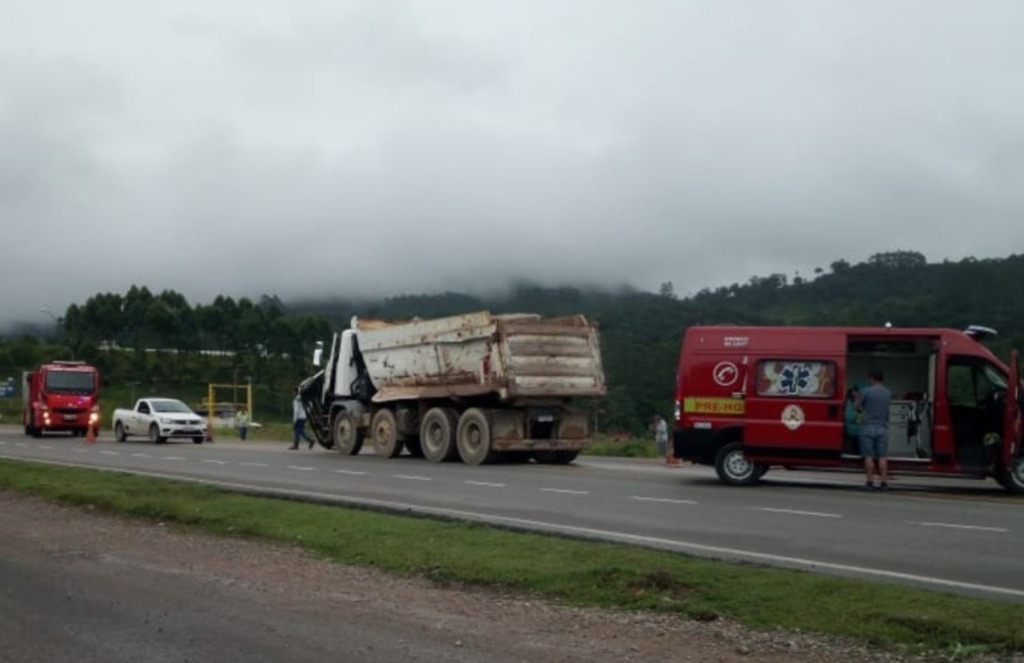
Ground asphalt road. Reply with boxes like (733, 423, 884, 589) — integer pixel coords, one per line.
(3, 424, 1023, 602)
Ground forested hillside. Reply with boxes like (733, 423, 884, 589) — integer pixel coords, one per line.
(2, 252, 1022, 431)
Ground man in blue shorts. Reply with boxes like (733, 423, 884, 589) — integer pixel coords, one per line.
(858, 370, 893, 490)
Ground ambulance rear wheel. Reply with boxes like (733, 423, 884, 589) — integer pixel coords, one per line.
(1001, 457, 1024, 494)
(714, 442, 761, 486)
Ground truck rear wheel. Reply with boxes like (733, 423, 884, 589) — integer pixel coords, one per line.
(714, 442, 762, 486)
(420, 408, 459, 463)
(370, 409, 402, 458)
(457, 408, 494, 465)
(332, 411, 364, 456)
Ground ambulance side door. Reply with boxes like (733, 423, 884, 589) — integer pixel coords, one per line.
(743, 356, 844, 460)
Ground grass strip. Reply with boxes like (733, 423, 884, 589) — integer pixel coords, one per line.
(1, 458, 1021, 658)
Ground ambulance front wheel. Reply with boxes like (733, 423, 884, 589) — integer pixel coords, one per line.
(714, 442, 763, 486)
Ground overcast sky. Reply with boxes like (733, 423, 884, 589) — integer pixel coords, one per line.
(3, 0, 1023, 329)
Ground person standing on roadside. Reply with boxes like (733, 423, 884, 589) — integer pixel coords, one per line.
(290, 388, 314, 450)
(653, 414, 678, 465)
(859, 370, 893, 490)
(234, 407, 250, 441)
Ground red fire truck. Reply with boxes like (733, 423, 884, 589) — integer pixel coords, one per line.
(23, 361, 101, 437)
(672, 325, 1023, 493)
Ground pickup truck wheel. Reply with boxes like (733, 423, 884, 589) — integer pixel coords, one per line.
(148, 424, 166, 445)
(332, 411, 364, 456)
(1001, 456, 1024, 494)
(456, 408, 494, 465)
(714, 442, 760, 486)
(192, 436, 204, 444)
(420, 408, 458, 463)
(114, 422, 127, 442)
(370, 409, 402, 458)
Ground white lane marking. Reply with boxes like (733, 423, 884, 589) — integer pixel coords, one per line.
(73, 448, 88, 453)
(914, 521, 1008, 533)
(287, 465, 316, 471)
(39, 445, 52, 450)
(335, 469, 367, 476)
(541, 488, 590, 495)
(758, 507, 842, 519)
(394, 474, 432, 481)
(131, 453, 152, 458)
(242, 462, 268, 468)
(631, 496, 697, 505)
(0, 441, 6, 445)
(465, 480, 506, 488)
(15, 443, 28, 447)
(12, 457, 1023, 601)
(99, 451, 120, 456)
(162, 456, 185, 461)
(202, 459, 228, 465)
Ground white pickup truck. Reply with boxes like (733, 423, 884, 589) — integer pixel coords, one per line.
(112, 398, 207, 444)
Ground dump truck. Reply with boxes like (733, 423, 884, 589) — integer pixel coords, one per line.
(298, 311, 606, 464)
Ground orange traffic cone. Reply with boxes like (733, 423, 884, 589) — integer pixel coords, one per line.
(86, 424, 96, 443)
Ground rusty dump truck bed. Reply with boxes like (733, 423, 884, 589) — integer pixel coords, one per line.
(354, 311, 606, 403)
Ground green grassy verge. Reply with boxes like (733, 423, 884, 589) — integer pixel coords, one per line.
(1, 458, 1021, 659)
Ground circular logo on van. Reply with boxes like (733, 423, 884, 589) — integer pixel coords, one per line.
(781, 404, 805, 431)
(713, 362, 739, 387)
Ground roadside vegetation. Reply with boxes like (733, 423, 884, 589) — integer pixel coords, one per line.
(1, 458, 1021, 660)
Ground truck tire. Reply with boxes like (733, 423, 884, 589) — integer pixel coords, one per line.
(370, 409, 402, 458)
(192, 436, 204, 444)
(456, 408, 494, 465)
(114, 422, 127, 442)
(148, 424, 166, 445)
(332, 411, 364, 456)
(420, 408, 459, 463)
(714, 442, 762, 486)
(1001, 456, 1024, 494)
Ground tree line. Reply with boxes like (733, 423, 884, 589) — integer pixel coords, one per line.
(2, 251, 1022, 430)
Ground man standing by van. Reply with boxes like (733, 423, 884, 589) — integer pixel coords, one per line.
(859, 370, 893, 490)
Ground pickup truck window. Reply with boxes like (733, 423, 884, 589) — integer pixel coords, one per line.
(138, 402, 151, 415)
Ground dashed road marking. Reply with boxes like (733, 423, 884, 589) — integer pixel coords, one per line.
(99, 450, 120, 456)
(913, 521, 1008, 533)
(287, 465, 316, 471)
(131, 453, 152, 458)
(465, 480, 506, 488)
(335, 469, 367, 476)
(541, 488, 590, 495)
(202, 459, 227, 465)
(241, 462, 268, 468)
(162, 456, 185, 461)
(394, 474, 432, 481)
(758, 507, 841, 519)
(39, 445, 52, 450)
(630, 496, 697, 505)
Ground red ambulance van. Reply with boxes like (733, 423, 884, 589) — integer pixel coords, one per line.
(672, 325, 1022, 493)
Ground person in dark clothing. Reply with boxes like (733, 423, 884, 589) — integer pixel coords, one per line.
(290, 389, 315, 450)
(843, 386, 862, 453)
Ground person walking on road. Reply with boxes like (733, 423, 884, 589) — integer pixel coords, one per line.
(858, 370, 893, 490)
(290, 389, 314, 450)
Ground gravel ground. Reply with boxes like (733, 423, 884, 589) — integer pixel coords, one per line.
(1, 491, 1020, 663)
